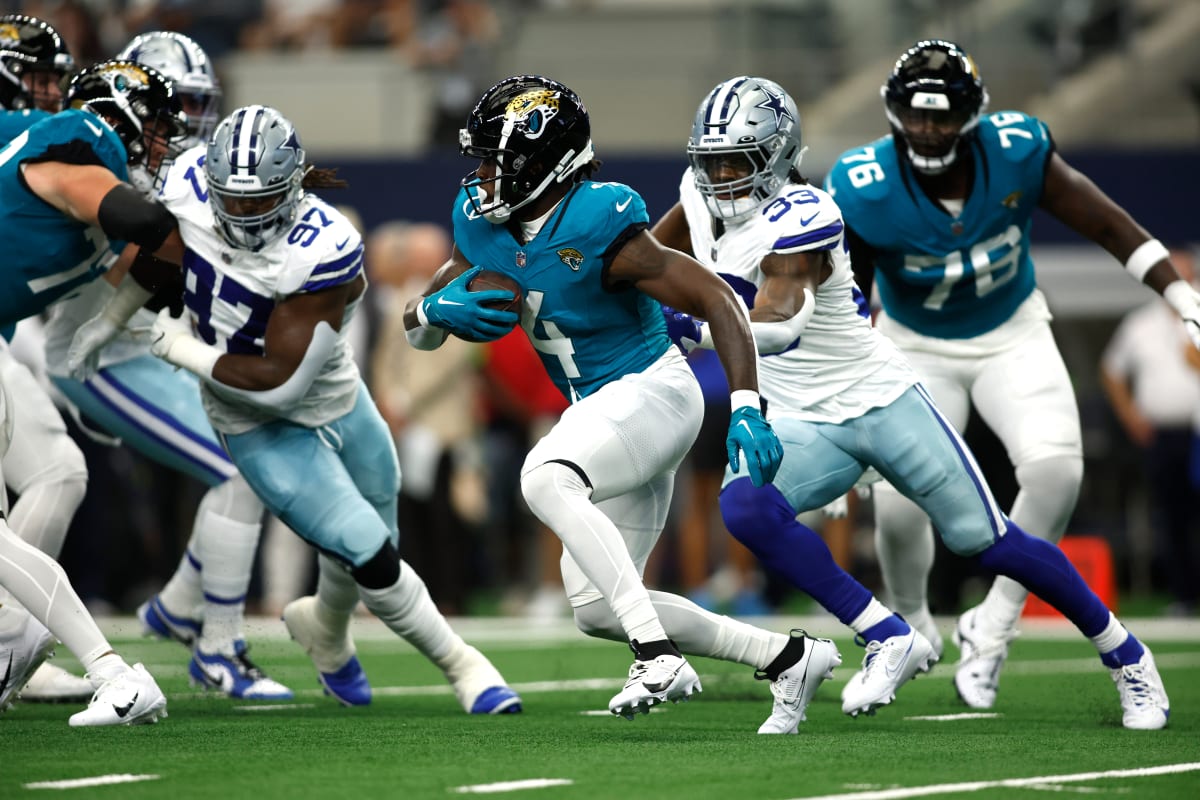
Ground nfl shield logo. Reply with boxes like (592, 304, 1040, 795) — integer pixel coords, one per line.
(516, 250, 526, 268)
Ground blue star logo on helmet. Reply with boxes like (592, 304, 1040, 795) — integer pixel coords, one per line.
(755, 86, 794, 128)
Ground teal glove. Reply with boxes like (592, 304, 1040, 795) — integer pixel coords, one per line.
(422, 266, 519, 342)
(727, 405, 784, 487)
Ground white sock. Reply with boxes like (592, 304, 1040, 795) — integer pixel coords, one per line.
(357, 560, 460, 667)
(849, 598, 896, 636)
(646, 589, 784, 668)
(1089, 612, 1127, 655)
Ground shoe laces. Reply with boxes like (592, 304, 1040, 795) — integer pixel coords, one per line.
(624, 659, 651, 688)
(858, 639, 886, 675)
(1116, 663, 1156, 707)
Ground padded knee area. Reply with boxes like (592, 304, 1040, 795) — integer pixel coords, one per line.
(206, 474, 264, 526)
(521, 460, 591, 524)
(1012, 455, 1083, 543)
(351, 540, 402, 590)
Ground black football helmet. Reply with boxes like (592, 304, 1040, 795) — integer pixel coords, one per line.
(65, 60, 187, 180)
(0, 14, 75, 112)
(459, 75, 594, 223)
(882, 39, 988, 174)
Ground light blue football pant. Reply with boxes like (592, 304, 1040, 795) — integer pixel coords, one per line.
(725, 384, 1007, 557)
(53, 355, 236, 487)
(220, 383, 401, 568)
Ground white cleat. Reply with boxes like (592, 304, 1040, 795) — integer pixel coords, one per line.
(0, 614, 56, 712)
(19, 661, 95, 703)
(756, 631, 841, 734)
(1112, 646, 1170, 730)
(952, 605, 1017, 709)
(841, 628, 935, 717)
(69, 663, 167, 727)
(609, 653, 701, 720)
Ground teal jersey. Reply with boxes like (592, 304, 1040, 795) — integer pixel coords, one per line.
(0, 108, 50, 146)
(825, 111, 1053, 339)
(452, 180, 671, 402)
(0, 108, 129, 328)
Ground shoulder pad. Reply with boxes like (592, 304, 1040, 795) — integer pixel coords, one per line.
(280, 199, 365, 294)
(825, 135, 896, 206)
(977, 111, 1052, 165)
(762, 185, 844, 254)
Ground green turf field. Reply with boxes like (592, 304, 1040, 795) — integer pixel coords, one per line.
(2, 616, 1197, 799)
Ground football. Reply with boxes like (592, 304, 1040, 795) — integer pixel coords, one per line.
(456, 269, 522, 342)
(467, 269, 523, 314)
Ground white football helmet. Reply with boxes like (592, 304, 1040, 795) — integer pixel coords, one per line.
(206, 105, 306, 252)
(687, 76, 805, 224)
(119, 31, 221, 148)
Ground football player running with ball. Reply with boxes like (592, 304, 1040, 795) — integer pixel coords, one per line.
(72, 105, 522, 715)
(656, 75, 1168, 730)
(825, 40, 1196, 719)
(406, 75, 841, 734)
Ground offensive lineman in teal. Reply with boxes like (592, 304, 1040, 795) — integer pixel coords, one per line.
(825, 40, 1199, 718)
(0, 59, 186, 726)
(405, 76, 841, 732)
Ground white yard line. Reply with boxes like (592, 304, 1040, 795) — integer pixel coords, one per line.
(24, 774, 160, 791)
(451, 778, 574, 794)
(787, 763, 1200, 800)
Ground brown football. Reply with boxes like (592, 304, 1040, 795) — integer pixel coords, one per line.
(456, 269, 522, 342)
(467, 269, 523, 315)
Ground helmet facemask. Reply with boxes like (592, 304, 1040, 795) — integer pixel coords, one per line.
(459, 77, 593, 224)
(687, 76, 804, 224)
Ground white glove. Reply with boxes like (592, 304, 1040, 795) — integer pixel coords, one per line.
(66, 316, 122, 380)
(1164, 281, 1200, 350)
(149, 307, 195, 364)
(821, 494, 849, 520)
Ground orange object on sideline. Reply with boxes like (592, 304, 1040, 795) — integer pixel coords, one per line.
(1023, 535, 1118, 618)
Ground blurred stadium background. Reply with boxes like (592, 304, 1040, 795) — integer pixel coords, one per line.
(7, 0, 1198, 619)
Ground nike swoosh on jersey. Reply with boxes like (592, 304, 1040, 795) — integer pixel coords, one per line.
(336, 237, 351, 250)
(436, 297, 464, 306)
(799, 211, 818, 226)
(615, 198, 632, 213)
(113, 692, 138, 718)
(84, 119, 104, 138)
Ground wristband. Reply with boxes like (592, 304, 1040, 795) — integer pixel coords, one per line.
(164, 335, 220, 378)
(415, 298, 431, 328)
(731, 389, 761, 412)
(1124, 239, 1169, 283)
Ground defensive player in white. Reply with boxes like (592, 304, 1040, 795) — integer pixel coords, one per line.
(50, 31, 290, 701)
(655, 75, 1169, 730)
(406, 74, 843, 734)
(73, 105, 523, 714)
(824, 40, 1200, 711)
(0, 12, 93, 704)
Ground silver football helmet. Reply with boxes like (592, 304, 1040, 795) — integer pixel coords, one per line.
(205, 105, 306, 251)
(687, 76, 804, 224)
(119, 31, 221, 148)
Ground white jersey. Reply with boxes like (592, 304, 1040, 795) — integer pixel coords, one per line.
(679, 169, 918, 423)
(161, 146, 364, 434)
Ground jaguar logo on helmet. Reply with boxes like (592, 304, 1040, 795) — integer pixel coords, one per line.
(506, 89, 561, 141)
(0, 23, 20, 45)
(557, 248, 584, 271)
(101, 62, 151, 92)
